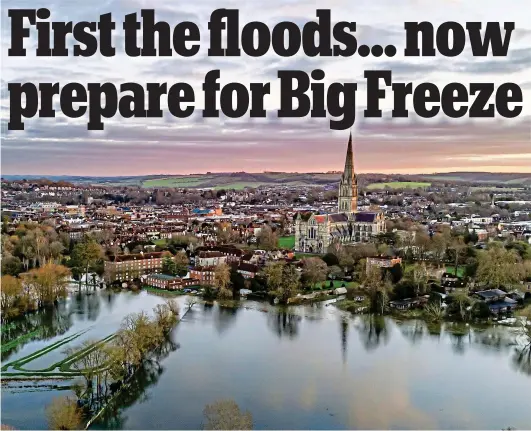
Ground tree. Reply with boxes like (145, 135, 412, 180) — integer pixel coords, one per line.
(23, 263, 71, 307)
(230, 268, 246, 296)
(153, 300, 180, 333)
(162, 255, 177, 275)
(256, 225, 277, 251)
(173, 251, 189, 276)
(203, 399, 253, 430)
(300, 257, 328, 289)
(63, 340, 108, 402)
(476, 244, 524, 288)
(260, 262, 285, 292)
(0, 275, 23, 317)
(414, 230, 431, 260)
(328, 265, 343, 280)
(327, 240, 350, 269)
(386, 263, 403, 284)
(431, 233, 448, 267)
(322, 253, 339, 266)
(118, 311, 164, 365)
(448, 291, 472, 321)
(1, 255, 23, 276)
(410, 262, 429, 297)
(449, 237, 466, 278)
(48, 241, 65, 263)
(214, 263, 232, 299)
(275, 265, 300, 303)
(363, 264, 392, 314)
(46, 396, 83, 430)
(71, 237, 103, 287)
(506, 240, 531, 260)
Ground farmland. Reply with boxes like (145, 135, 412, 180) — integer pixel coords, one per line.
(366, 181, 431, 190)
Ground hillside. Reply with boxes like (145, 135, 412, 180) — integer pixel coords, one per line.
(2, 171, 530, 189)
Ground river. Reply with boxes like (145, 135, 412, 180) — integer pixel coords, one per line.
(1, 289, 530, 430)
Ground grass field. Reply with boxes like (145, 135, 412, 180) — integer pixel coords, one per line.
(278, 235, 295, 249)
(153, 238, 167, 246)
(366, 181, 431, 190)
(142, 175, 215, 188)
(445, 266, 466, 278)
(213, 182, 265, 190)
(295, 252, 322, 259)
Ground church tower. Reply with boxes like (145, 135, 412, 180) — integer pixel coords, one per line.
(338, 132, 358, 213)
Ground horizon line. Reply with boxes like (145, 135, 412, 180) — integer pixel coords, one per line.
(2, 169, 531, 179)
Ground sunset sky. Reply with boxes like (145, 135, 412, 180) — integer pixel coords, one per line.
(1, 0, 530, 176)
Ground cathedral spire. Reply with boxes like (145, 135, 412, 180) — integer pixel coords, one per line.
(342, 131, 355, 181)
(338, 131, 358, 213)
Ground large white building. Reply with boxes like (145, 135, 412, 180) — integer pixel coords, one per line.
(294, 134, 385, 253)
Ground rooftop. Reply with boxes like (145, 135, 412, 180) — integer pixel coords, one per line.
(147, 273, 178, 281)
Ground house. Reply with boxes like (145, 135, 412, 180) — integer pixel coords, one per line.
(333, 287, 347, 295)
(474, 289, 518, 315)
(441, 272, 467, 292)
(104, 251, 165, 282)
(389, 296, 428, 310)
(144, 273, 196, 290)
(366, 256, 402, 271)
(236, 262, 258, 279)
(189, 266, 216, 285)
(196, 251, 227, 267)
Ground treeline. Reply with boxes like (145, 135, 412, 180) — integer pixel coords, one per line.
(0, 222, 109, 320)
(46, 300, 181, 430)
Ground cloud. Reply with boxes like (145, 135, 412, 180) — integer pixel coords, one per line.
(1, 0, 530, 175)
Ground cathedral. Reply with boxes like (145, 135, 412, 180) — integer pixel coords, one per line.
(294, 133, 385, 253)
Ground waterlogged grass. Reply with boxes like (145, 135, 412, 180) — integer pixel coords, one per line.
(6, 330, 90, 372)
(2, 330, 115, 379)
(1, 329, 43, 353)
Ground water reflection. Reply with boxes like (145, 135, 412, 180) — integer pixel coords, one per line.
(94, 337, 178, 430)
(213, 304, 239, 335)
(512, 346, 531, 376)
(1, 305, 73, 362)
(398, 320, 425, 345)
(340, 317, 348, 363)
(267, 310, 301, 339)
(3, 293, 531, 431)
(355, 315, 389, 351)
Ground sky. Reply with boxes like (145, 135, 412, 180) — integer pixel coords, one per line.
(1, 0, 530, 176)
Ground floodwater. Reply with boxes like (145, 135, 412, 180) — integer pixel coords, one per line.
(1, 290, 530, 430)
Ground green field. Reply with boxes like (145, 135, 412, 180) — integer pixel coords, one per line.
(139, 172, 344, 190)
(367, 181, 431, 190)
(213, 182, 265, 190)
(143, 175, 216, 188)
(445, 266, 466, 278)
(278, 236, 295, 249)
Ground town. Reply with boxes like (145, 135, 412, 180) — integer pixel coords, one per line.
(2, 135, 531, 322)
(2, 135, 531, 431)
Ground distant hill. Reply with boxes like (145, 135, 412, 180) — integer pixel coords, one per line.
(415, 172, 531, 185)
(2, 171, 530, 188)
